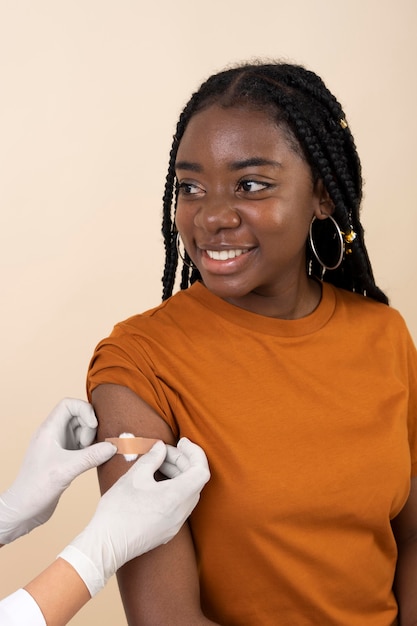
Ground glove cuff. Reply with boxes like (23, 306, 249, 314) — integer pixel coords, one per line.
(57, 544, 105, 597)
(57, 521, 118, 597)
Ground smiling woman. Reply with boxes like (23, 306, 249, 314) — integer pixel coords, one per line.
(175, 105, 331, 317)
(86, 61, 417, 626)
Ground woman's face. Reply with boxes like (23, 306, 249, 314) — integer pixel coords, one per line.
(175, 104, 331, 315)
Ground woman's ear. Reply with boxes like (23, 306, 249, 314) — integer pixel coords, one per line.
(313, 180, 335, 220)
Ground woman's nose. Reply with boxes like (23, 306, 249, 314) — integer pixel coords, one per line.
(193, 196, 241, 232)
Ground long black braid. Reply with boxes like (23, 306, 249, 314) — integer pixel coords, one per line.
(161, 61, 388, 304)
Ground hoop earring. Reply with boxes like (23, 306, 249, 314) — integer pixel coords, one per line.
(175, 232, 194, 268)
(309, 215, 344, 271)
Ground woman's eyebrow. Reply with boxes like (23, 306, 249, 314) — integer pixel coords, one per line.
(175, 157, 282, 173)
(175, 160, 202, 173)
(229, 157, 282, 170)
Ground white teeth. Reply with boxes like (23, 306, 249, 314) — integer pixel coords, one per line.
(206, 249, 248, 260)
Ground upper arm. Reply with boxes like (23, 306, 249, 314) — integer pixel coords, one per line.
(392, 476, 417, 546)
(91, 383, 209, 625)
(392, 476, 417, 625)
(92, 383, 176, 493)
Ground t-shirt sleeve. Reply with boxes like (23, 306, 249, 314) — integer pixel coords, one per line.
(0, 589, 46, 626)
(87, 325, 179, 436)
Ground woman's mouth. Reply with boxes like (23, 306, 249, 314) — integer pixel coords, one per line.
(198, 247, 255, 275)
(206, 249, 250, 261)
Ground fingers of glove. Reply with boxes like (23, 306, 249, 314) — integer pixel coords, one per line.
(130, 441, 167, 484)
(156, 481, 201, 533)
(161, 440, 210, 480)
(49, 398, 97, 431)
(177, 438, 210, 474)
(73, 420, 98, 449)
(91, 441, 166, 506)
(52, 414, 97, 450)
(42, 399, 98, 449)
(94, 447, 165, 514)
(62, 442, 117, 482)
(69, 400, 100, 448)
(163, 451, 210, 498)
(159, 459, 181, 479)
(163, 444, 191, 474)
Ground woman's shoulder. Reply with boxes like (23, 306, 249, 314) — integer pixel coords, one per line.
(330, 283, 410, 335)
(110, 284, 205, 338)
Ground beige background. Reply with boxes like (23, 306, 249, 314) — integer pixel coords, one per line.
(1, 1, 416, 623)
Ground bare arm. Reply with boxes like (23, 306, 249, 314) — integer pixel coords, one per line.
(23, 559, 90, 626)
(392, 476, 417, 626)
(92, 384, 218, 626)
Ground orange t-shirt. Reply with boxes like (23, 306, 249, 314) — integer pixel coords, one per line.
(88, 282, 417, 625)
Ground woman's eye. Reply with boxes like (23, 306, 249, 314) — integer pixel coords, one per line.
(178, 182, 202, 195)
(238, 180, 269, 193)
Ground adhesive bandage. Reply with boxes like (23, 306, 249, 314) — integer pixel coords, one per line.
(105, 433, 159, 461)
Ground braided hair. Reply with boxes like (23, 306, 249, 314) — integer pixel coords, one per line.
(161, 61, 388, 304)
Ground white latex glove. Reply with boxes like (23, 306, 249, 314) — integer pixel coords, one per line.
(0, 398, 116, 544)
(58, 437, 210, 597)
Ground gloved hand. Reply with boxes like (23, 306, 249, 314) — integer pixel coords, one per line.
(58, 437, 210, 597)
(0, 398, 116, 544)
